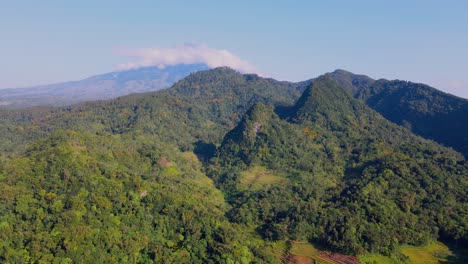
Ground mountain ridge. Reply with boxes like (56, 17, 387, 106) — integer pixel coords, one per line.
(0, 67, 466, 262)
(325, 69, 468, 157)
(211, 77, 466, 255)
(0, 63, 209, 109)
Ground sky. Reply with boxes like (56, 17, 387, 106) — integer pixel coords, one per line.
(1, 0, 467, 98)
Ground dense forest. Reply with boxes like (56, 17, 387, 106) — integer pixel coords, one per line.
(209, 77, 466, 260)
(0, 68, 466, 263)
(0, 131, 269, 263)
(327, 69, 468, 157)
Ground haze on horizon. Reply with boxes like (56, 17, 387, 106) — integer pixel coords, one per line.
(1, 1, 467, 98)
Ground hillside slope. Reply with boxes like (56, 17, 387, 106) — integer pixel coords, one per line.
(0, 68, 302, 158)
(327, 69, 468, 157)
(0, 68, 466, 262)
(0, 130, 276, 263)
(210, 77, 467, 257)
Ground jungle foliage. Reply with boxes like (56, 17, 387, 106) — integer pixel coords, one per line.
(0, 68, 466, 262)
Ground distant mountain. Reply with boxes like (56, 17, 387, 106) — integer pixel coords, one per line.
(0, 63, 209, 109)
(326, 69, 468, 157)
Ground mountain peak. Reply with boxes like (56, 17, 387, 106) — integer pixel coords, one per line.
(222, 103, 275, 144)
(90, 63, 209, 82)
(293, 76, 353, 120)
(325, 69, 375, 96)
(0, 63, 210, 109)
(331, 69, 353, 75)
(168, 67, 302, 108)
(217, 103, 278, 165)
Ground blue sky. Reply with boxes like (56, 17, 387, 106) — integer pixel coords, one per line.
(1, 1, 467, 98)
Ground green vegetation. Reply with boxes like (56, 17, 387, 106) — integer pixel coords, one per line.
(327, 69, 468, 157)
(0, 68, 466, 262)
(210, 76, 467, 258)
(402, 242, 455, 264)
(360, 241, 467, 264)
(238, 166, 286, 191)
(0, 131, 273, 263)
(359, 254, 397, 264)
(0, 68, 301, 157)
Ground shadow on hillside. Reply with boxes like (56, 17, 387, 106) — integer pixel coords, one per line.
(193, 140, 216, 163)
(440, 241, 468, 264)
(274, 105, 294, 120)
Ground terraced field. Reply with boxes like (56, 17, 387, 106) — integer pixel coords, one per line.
(271, 241, 359, 264)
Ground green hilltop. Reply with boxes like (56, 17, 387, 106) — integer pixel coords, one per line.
(211, 77, 466, 259)
(0, 68, 466, 263)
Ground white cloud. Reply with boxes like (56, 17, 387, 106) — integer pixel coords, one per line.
(117, 43, 258, 73)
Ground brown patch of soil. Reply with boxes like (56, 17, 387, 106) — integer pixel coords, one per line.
(291, 255, 314, 264)
(318, 251, 360, 264)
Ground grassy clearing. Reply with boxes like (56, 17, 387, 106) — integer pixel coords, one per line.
(401, 241, 455, 264)
(359, 253, 397, 264)
(269, 240, 287, 257)
(180, 152, 226, 207)
(289, 241, 320, 257)
(239, 166, 287, 190)
(360, 241, 467, 264)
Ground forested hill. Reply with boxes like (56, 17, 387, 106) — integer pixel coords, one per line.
(0, 68, 303, 158)
(0, 68, 466, 263)
(211, 76, 467, 257)
(0, 68, 307, 263)
(2, 66, 466, 157)
(327, 69, 468, 157)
